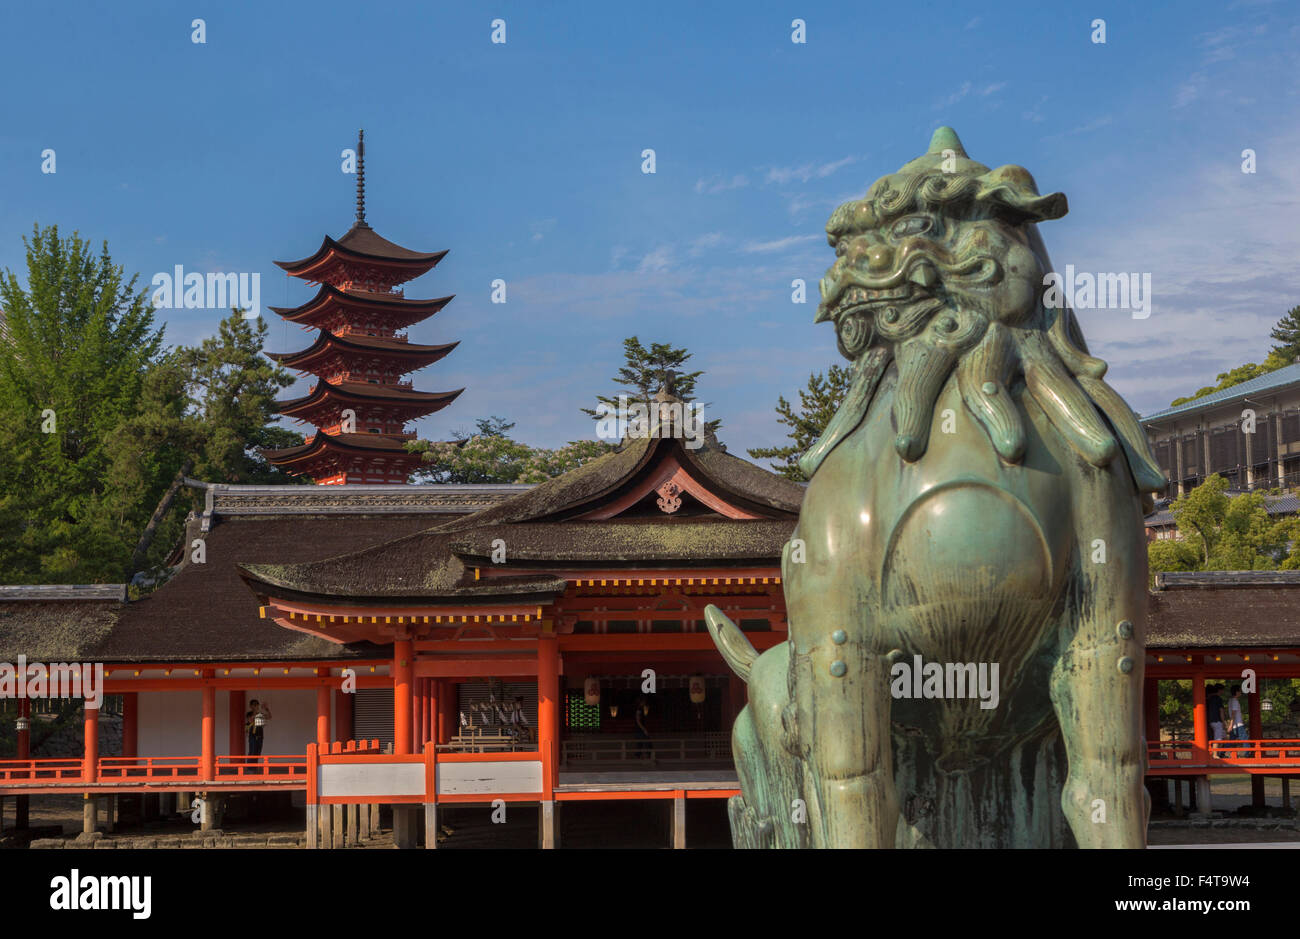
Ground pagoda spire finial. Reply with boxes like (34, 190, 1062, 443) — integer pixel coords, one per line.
(355, 128, 367, 225)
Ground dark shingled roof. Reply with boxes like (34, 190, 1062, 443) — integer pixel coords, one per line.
(92, 513, 469, 662)
(1147, 583, 1300, 648)
(0, 598, 121, 661)
(239, 433, 803, 604)
(448, 520, 795, 563)
(434, 435, 805, 532)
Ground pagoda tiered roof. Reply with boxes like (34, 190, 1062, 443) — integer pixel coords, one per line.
(274, 221, 448, 284)
(275, 380, 462, 425)
(267, 332, 460, 374)
(268, 283, 454, 334)
(264, 131, 461, 484)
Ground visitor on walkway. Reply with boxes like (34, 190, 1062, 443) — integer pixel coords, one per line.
(1207, 684, 1226, 747)
(634, 696, 651, 758)
(246, 699, 271, 756)
(1227, 685, 1248, 756)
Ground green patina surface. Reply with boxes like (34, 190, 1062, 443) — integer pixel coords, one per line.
(707, 128, 1166, 848)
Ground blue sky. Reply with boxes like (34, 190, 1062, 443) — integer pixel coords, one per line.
(3, 0, 1298, 459)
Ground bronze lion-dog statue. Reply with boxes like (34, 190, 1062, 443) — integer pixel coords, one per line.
(707, 128, 1165, 848)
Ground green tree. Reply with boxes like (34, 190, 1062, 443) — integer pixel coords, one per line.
(748, 365, 852, 481)
(0, 225, 166, 583)
(580, 336, 719, 434)
(1268, 304, 1300, 364)
(1147, 474, 1289, 575)
(407, 419, 615, 484)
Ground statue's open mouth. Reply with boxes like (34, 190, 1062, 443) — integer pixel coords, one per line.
(819, 255, 1001, 324)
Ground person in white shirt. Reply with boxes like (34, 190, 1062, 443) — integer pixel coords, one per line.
(1227, 685, 1248, 756)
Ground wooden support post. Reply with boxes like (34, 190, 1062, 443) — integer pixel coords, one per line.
(316, 686, 331, 747)
(229, 690, 246, 756)
(105, 795, 116, 833)
(393, 804, 418, 848)
(306, 804, 319, 849)
(83, 795, 97, 834)
(332, 804, 344, 849)
(346, 803, 360, 846)
(424, 802, 438, 850)
(539, 800, 558, 849)
(201, 677, 216, 781)
(359, 801, 372, 840)
(371, 803, 380, 834)
(199, 793, 216, 831)
(1283, 776, 1292, 811)
(1194, 775, 1212, 816)
(319, 799, 333, 848)
(394, 639, 413, 755)
(672, 795, 686, 849)
(1173, 778, 1184, 817)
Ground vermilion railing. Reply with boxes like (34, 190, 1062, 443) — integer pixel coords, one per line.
(0, 758, 83, 783)
(0, 742, 381, 787)
(1146, 739, 1300, 767)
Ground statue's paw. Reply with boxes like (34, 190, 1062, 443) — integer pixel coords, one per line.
(727, 795, 776, 849)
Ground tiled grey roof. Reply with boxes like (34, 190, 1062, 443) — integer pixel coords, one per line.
(1142, 363, 1300, 423)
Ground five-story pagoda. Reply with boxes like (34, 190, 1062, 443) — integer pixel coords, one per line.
(264, 131, 463, 484)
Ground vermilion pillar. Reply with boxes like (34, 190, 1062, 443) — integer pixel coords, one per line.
(434, 681, 444, 743)
(1143, 677, 1159, 749)
(201, 675, 216, 779)
(537, 636, 560, 796)
(1192, 674, 1208, 759)
(436, 680, 451, 745)
(83, 702, 99, 783)
(415, 679, 426, 750)
(122, 692, 138, 759)
(316, 686, 331, 746)
(335, 690, 352, 743)
(229, 690, 246, 756)
(394, 639, 413, 755)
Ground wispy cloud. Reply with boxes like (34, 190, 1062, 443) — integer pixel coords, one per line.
(637, 245, 675, 273)
(694, 174, 750, 195)
(935, 80, 1005, 109)
(765, 155, 856, 185)
(742, 233, 822, 254)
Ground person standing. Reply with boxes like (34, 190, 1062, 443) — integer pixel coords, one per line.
(1227, 685, 1248, 756)
(1206, 684, 1226, 747)
(246, 699, 272, 756)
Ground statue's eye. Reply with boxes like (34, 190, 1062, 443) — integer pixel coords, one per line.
(891, 216, 933, 239)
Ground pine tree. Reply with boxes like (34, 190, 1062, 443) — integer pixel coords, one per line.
(1269, 305, 1300, 364)
(580, 336, 719, 433)
(748, 365, 853, 481)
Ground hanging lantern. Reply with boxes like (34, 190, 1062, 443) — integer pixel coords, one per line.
(584, 677, 600, 707)
(1262, 699, 1274, 712)
(689, 676, 706, 704)
(609, 704, 619, 718)
(15, 716, 30, 732)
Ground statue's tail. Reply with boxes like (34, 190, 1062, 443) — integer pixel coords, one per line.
(705, 605, 757, 683)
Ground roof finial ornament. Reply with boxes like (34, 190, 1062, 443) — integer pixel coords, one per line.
(355, 129, 367, 225)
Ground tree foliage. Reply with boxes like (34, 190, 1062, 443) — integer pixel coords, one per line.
(1146, 474, 1300, 576)
(407, 416, 616, 484)
(0, 225, 301, 584)
(748, 365, 852, 481)
(580, 336, 719, 434)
